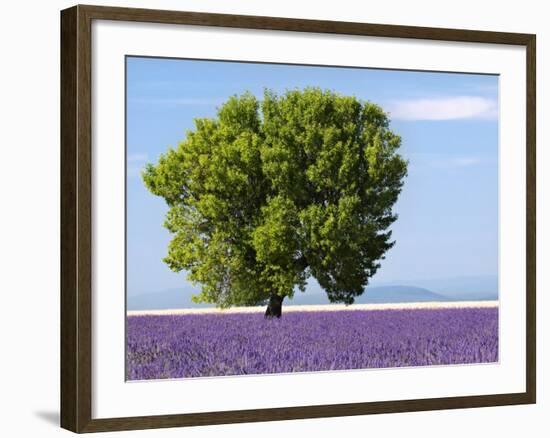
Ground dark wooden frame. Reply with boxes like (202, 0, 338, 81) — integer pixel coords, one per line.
(61, 4, 536, 433)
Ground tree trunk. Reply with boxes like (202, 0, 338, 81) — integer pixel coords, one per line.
(265, 294, 284, 318)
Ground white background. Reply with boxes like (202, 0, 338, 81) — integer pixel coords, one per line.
(0, 0, 547, 436)
(93, 20, 526, 418)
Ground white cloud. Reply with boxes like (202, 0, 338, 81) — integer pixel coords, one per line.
(389, 96, 498, 121)
(407, 153, 485, 170)
(451, 157, 482, 167)
(127, 153, 148, 162)
(130, 97, 223, 107)
(127, 166, 145, 178)
(127, 153, 149, 178)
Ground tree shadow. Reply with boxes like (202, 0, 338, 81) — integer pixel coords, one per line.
(34, 410, 59, 427)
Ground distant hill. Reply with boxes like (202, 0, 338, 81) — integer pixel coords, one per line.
(127, 283, 473, 310)
(287, 285, 448, 305)
(128, 288, 214, 311)
(393, 275, 498, 301)
(127, 275, 498, 310)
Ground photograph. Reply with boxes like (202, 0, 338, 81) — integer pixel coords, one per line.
(53, 2, 537, 433)
(125, 56, 500, 381)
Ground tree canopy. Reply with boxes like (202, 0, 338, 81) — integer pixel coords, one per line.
(143, 87, 408, 314)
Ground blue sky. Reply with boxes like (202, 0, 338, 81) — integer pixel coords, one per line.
(126, 56, 498, 299)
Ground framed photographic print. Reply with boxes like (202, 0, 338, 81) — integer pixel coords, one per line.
(60, 4, 536, 433)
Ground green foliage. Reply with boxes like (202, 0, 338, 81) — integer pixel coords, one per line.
(143, 88, 408, 307)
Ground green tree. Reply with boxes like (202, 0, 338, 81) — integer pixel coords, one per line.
(143, 88, 408, 317)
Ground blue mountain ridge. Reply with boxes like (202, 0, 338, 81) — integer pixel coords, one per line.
(127, 275, 498, 310)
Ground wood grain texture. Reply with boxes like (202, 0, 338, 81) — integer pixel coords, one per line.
(525, 34, 536, 404)
(60, 4, 537, 433)
(61, 5, 94, 432)
(60, 5, 78, 432)
(78, 3, 534, 44)
(81, 392, 534, 433)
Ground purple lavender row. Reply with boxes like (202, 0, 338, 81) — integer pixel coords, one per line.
(126, 307, 498, 380)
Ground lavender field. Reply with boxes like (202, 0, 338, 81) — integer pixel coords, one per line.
(126, 307, 498, 380)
